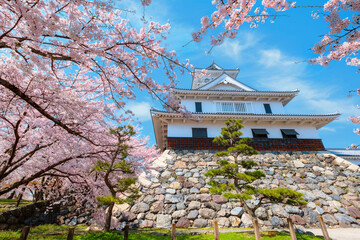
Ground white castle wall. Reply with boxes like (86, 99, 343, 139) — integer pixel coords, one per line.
(167, 123, 320, 139)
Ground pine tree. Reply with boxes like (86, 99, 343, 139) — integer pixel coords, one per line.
(92, 125, 140, 232)
(205, 119, 306, 219)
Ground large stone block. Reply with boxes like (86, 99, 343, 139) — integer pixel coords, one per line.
(346, 206, 360, 219)
(196, 194, 212, 202)
(322, 214, 338, 226)
(212, 195, 228, 204)
(293, 160, 305, 168)
(174, 161, 187, 169)
(217, 217, 230, 228)
(138, 174, 152, 188)
(120, 212, 137, 222)
(165, 194, 184, 203)
(230, 207, 244, 217)
(150, 201, 164, 213)
(241, 213, 253, 228)
(156, 214, 172, 228)
(199, 208, 216, 219)
(334, 213, 357, 226)
(290, 215, 305, 225)
(270, 216, 284, 228)
(139, 220, 154, 228)
(255, 207, 268, 220)
(304, 208, 319, 224)
(172, 210, 186, 219)
(193, 219, 208, 228)
(271, 205, 289, 218)
(187, 210, 198, 220)
(188, 201, 201, 210)
(176, 217, 191, 228)
(217, 209, 230, 217)
(229, 216, 241, 227)
(131, 203, 150, 214)
(285, 205, 301, 214)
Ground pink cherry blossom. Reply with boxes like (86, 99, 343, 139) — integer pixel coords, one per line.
(0, 0, 186, 198)
(192, 0, 294, 46)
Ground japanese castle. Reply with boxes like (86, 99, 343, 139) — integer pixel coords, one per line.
(151, 63, 340, 151)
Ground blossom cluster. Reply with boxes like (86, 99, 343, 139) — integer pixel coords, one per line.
(0, 0, 183, 203)
(192, 0, 293, 46)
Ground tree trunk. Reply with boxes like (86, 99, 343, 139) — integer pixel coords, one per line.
(16, 184, 28, 207)
(242, 202, 256, 218)
(16, 193, 23, 207)
(7, 191, 15, 199)
(104, 202, 115, 232)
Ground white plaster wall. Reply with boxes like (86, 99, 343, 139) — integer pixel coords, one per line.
(252, 102, 285, 114)
(181, 99, 285, 114)
(167, 123, 320, 139)
(209, 84, 242, 91)
(181, 99, 217, 113)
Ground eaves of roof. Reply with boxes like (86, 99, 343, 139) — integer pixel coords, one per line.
(150, 109, 340, 119)
(173, 88, 299, 95)
(150, 109, 340, 131)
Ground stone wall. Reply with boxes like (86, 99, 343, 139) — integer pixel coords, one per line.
(0, 197, 92, 230)
(113, 150, 360, 229)
(0, 201, 49, 230)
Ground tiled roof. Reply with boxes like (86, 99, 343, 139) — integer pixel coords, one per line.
(327, 149, 360, 156)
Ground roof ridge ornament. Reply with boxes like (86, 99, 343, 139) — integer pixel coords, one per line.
(206, 62, 223, 70)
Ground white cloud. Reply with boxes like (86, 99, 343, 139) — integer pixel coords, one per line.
(126, 101, 152, 122)
(258, 49, 293, 67)
(319, 127, 337, 132)
(255, 48, 358, 122)
(214, 32, 260, 60)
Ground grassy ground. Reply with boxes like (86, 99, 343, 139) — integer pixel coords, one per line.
(0, 224, 326, 240)
(0, 198, 32, 213)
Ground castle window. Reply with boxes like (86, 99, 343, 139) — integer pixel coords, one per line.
(192, 128, 208, 138)
(216, 102, 253, 113)
(281, 129, 299, 139)
(195, 102, 202, 112)
(264, 103, 272, 114)
(252, 129, 269, 138)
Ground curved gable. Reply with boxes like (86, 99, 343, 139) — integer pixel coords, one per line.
(198, 73, 256, 91)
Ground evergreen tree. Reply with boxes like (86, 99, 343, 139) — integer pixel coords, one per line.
(205, 119, 306, 219)
(92, 125, 140, 232)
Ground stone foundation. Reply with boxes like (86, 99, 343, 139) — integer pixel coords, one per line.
(113, 150, 360, 229)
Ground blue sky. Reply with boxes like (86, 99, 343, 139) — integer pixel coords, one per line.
(122, 0, 360, 149)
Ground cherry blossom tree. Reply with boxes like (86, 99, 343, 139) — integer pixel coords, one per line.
(193, 0, 360, 69)
(0, 0, 186, 197)
(192, 0, 293, 46)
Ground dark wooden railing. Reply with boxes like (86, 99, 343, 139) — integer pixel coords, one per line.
(167, 137, 325, 151)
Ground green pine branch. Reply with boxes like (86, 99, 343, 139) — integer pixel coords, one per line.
(205, 118, 306, 218)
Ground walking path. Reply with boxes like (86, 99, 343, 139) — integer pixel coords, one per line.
(307, 228, 360, 240)
(141, 227, 360, 239)
(175, 227, 360, 239)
